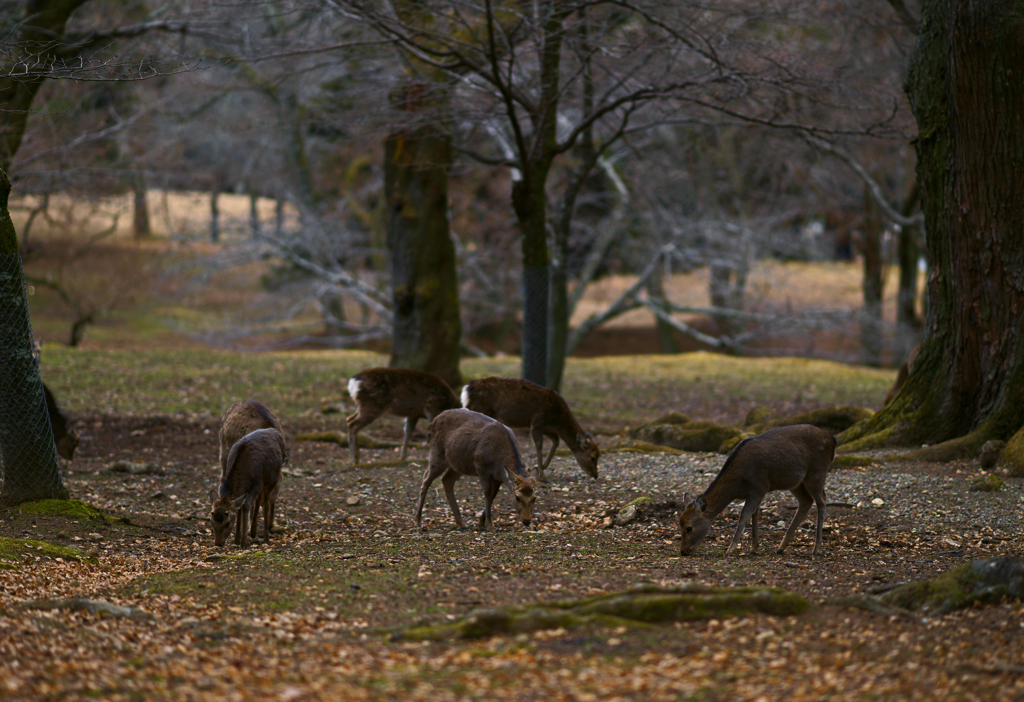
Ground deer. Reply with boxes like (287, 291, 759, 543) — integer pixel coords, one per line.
(219, 400, 287, 477)
(208, 428, 286, 547)
(346, 367, 460, 465)
(43, 383, 79, 460)
(678, 424, 836, 558)
(460, 376, 599, 481)
(414, 408, 537, 531)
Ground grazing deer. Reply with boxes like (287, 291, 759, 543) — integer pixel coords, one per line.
(678, 424, 836, 557)
(461, 376, 599, 481)
(414, 408, 537, 531)
(43, 383, 79, 460)
(346, 367, 460, 465)
(219, 400, 287, 477)
(208, 428, 286, 547)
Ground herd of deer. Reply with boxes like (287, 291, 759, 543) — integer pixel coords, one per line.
(205, 366, 838, 558)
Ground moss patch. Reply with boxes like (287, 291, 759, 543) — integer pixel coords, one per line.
(968, 474, 1004, 492)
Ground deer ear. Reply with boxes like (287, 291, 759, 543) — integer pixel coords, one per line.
(695, 494, 707, 512)
(208, 488, 219, 502)
(231, 494, 247, 510)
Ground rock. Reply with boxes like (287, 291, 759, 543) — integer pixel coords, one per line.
(632, 421, 741, 453)
(880, 558, 1024, 614)
(21, 598, 152, 620)
(614, 497, 651, 526)
(753, 406, 874, 435)
(979, 440, 1005, 469)
(998, 427, 1024, 477)
(744, 405, 776, 427)
(346, 496, 361, 506)
(969, 474, 1004, 492)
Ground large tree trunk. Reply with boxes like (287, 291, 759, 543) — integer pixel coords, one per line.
(0, 168, 67, 505)
(513, 175, 551, 387)
(860, 187, 884, 367)
(385, 124, 462, 389)
(840, 0, 1024, 460)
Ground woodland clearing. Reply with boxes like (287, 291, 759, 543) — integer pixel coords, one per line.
(2, 348, 1022, 701)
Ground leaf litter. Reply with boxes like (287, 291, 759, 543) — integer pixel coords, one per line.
(3, 352, 1023, 700)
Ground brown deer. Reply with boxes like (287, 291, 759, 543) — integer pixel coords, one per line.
(678, 424, 836, 557)
(43, 383, 79, 460)
(208, 428, 286, 547)
(219, 400, 287, 477)
(414, 408, 537, 531)
(461, 376, 599, 481)
(346, 367, 460, 465)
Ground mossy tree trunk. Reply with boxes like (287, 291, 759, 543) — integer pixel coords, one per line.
(385, 118, 462, 389)
(0, 167, 66, 505)
(841, 0, 1024, 460)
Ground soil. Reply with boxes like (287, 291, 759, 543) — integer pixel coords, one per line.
(2, 412, 1022, 700)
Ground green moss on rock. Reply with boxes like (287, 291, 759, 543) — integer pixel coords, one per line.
(997, 425, 1024, 477)
(969, 474, 1004, 492)
(880, 558, 1024, 614)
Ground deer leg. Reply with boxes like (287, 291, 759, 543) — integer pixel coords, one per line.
(266, 483, 280, 541)
(441, 469, 466, 529)
(812, 487, 827, 557)
(400, 416, 420, 462)
(726, 496, 763, 556)
(779, 486, 814, 555)
(529, 426, 547, 481)
(477, 474, 496, 531)
(542, 434, 560, 470)
(346, 408, 381, 465)
(750, 508, 759, 552)
(414, 463, 442, 528)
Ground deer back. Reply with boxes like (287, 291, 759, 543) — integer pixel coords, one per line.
(219, 400, 286, 473)
(351, 367, 459, 417)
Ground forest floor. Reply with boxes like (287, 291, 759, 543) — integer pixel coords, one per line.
(2, 349, 1023, 701)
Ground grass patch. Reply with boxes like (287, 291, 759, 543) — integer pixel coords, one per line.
(41, 347, 893, 429)
(18, 499, 117, 523)
(0, 536, 94, 566)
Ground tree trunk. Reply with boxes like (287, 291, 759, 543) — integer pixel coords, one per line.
(860, 186, 884, 367)
(385, 124, 462, 389)
(840, 0, 1024, 461)
(895, 179, 921, 365)
(210, 188, 220, 243)
(514, 177, 551, 387)
(132, 173, 150, 240)
(0, 168, 67, 505)
(648, 264, 679, 354)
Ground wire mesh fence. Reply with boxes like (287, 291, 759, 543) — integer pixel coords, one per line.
(0, 252, 66, 505)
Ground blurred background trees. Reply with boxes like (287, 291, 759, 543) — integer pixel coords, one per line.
(3, 0, 923, 383)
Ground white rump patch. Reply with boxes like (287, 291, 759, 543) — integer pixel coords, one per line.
(348, 377, 362, 400)
(460, 385, 471, 408)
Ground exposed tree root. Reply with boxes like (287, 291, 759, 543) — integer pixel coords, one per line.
(294, 431, 397, 449)
(393, 583, 810, 641)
